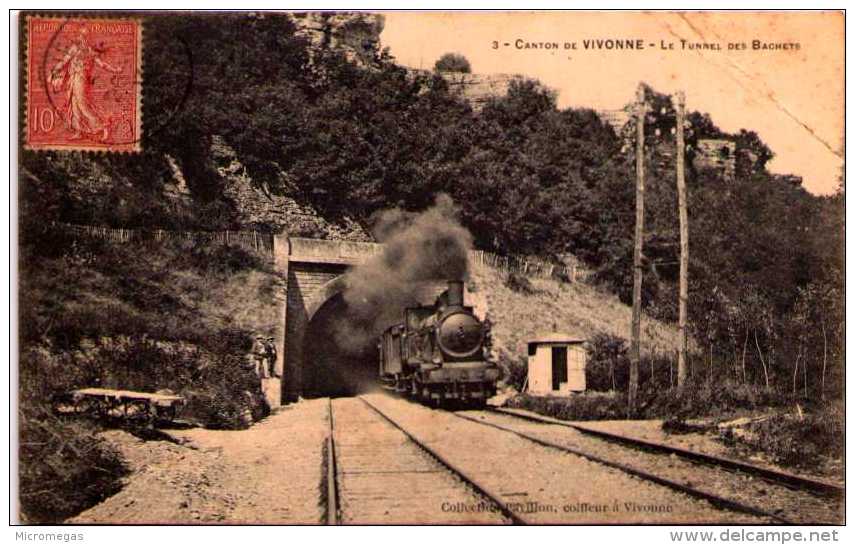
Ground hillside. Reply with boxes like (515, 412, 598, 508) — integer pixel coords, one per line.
(469, 262, 679, 368)
(18, 235, 280, 522)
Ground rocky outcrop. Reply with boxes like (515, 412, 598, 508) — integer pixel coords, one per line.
(596, 109, 632, 133)
(289, 12, 385, 66)
(440, 72, 521, 110)
(406, 69, 524, 110)
(158, 12, 385, 240)
(695, 139, 736, 179)
(210, 137, 371, 241)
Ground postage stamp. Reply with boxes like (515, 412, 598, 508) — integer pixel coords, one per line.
(24, 16, 142, 152)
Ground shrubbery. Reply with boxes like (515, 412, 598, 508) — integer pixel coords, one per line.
(507, 363, 841, 471)
(507, 332, 843, 471)
(585, 333, 629, 392)
(720, 402, 844, 469)
(18, 236, 278, 521)
(18, 405, 128, 523)
(434, 52, 471, 73)
(496, 351, 528, 391)
(585, 333, 675, 394)
(639, 378, 787, 420)
(507, 391, 627, 421)
(504, 271, 538, 295)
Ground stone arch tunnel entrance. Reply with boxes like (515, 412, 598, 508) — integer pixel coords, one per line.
(276, 237, 385, 403)
(301, 291, 379, 398)
(273, 237, 483, 403)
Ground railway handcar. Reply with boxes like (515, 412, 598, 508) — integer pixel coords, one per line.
(378, 280, 499, 407)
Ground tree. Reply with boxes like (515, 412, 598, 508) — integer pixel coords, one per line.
(734, 129, 774, 177)
(434, 52, 472, 73)
(791, 280, 843, 399)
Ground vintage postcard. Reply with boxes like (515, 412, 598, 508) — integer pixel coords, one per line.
(13, 9, 844, 529)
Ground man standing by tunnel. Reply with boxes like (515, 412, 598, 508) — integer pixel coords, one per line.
(265, 337, 279, 378)
(252, 335, 268, 379)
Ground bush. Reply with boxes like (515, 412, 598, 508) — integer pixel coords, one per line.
(721, 402, 844, 469)
(181, 242, 274, 276)
(184, 352, 269, 429)
(585, 333, 674, 394)
(507, 392, 628, 420)
(505, 271, 537, 294)
(585, 333, 628, 391)
(507, 374, 794, 421)
(639, 378, 787, 420)
(18, 405, 129, 523)
(497, 351, 528, 391)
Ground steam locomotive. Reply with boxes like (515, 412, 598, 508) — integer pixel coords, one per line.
(378, 280, 499, 407)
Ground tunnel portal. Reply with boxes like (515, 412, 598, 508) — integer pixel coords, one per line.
(302, 292, 380, 398)
(278, 238, 450, 402)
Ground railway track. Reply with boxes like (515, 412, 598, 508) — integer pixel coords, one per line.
(450, 407, 843, 524)
(492, 407, 844, 497)
(357, 394, 769, 524)
(324, 397, 513, 524)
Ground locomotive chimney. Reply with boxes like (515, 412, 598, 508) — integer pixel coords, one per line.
(447, 280, 464, 307)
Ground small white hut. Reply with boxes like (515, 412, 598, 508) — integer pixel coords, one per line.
(526, 332, 587, 395)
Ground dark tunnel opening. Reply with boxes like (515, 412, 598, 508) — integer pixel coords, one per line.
(302, 292, 380, 398)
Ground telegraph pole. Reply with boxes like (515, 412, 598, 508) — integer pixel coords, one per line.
(629, 83, 646, 414)
(676, 91, 689, 389)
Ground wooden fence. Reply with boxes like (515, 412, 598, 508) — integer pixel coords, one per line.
(54, 222, 586, 282)
(469, 249, 581, 282)
(55, 222, 275, 254)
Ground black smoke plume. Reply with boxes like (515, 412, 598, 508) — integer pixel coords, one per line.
(335, 194, 472, 351)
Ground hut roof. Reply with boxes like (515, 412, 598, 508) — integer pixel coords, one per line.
(528, 332, 586, 345)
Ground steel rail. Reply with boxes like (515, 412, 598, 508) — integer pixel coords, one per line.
(358, 396, 526, 525)
(326, 398, 340, 525)
(451, 411, 789, 524)
(490, 407, 844, 498)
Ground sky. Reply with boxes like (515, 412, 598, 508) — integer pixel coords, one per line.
(380, 11, 843, 195)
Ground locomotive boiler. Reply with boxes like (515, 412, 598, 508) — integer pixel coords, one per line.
(378, 280, 499, 407)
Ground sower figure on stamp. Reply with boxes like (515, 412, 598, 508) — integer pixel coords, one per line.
(49, 28, 122, 141)
(251, 335, 268, 378)
(265, 337, 279, 378)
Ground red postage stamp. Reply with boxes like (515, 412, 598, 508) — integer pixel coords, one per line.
(25, 16, 142, 152)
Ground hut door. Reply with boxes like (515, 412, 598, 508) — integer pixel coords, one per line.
(552, 346, 568, 390)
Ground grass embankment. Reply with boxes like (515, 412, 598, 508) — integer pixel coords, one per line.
(468, 261, 680, 388)
(19, 232, 282, 522)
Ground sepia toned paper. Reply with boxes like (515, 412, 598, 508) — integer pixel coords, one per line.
(13, 9, 845, 529)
